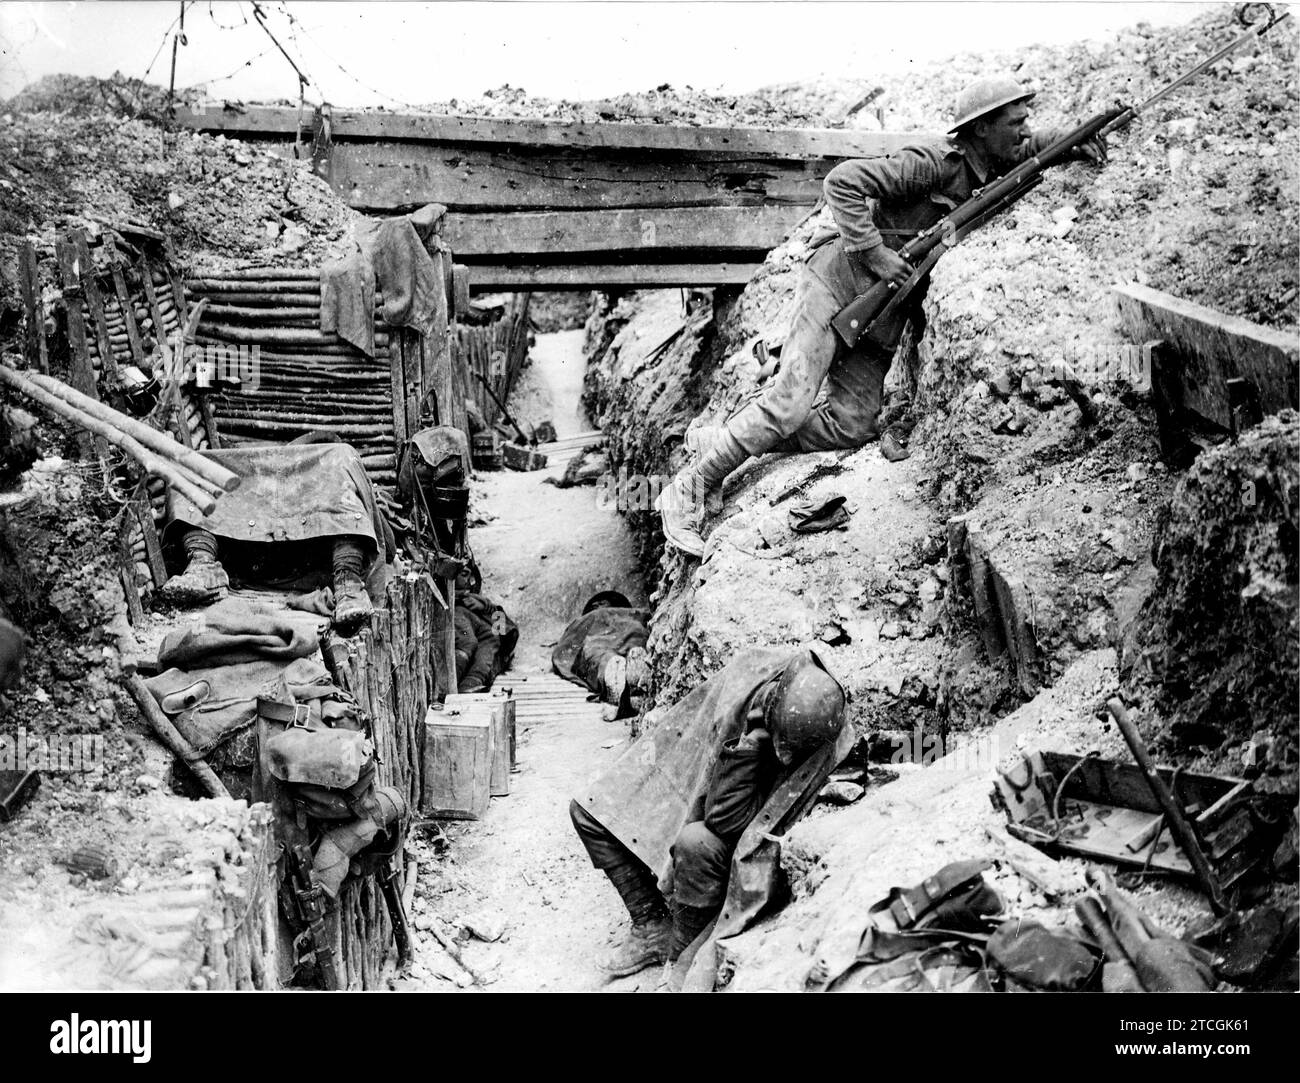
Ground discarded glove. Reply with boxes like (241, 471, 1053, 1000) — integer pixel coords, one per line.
(789, 493, 851, 534)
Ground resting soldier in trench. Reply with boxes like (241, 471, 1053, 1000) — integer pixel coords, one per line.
(451, 564, 519, 693)
(159, 433, 394, 629)
(569, 647, 851, 982)
(550, 590, 650, 715)
(657, 75, 1107, 557)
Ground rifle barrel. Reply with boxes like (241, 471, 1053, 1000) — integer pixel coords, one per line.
(1101, 7, 1292, 137)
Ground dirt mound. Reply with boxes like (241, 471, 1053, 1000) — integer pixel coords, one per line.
(0, 80, 357, 330)
(411, 82, 836, 129)
(775, 5, 1299, 329)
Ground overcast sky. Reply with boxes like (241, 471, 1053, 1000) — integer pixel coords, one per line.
(2, 1, 1214, 108)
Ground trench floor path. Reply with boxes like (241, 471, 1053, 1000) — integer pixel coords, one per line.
(401, 330, 654, 992)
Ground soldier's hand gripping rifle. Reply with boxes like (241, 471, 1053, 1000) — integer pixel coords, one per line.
(831, 2, 1294, 351)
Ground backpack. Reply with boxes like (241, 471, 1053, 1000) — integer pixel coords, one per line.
(258, 677, 377, 822)
(810, 859, 1005, 992)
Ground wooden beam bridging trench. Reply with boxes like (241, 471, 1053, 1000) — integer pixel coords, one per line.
(173, 105, 935, 290)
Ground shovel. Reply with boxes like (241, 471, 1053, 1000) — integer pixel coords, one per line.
(1087, 867, 1215, 991)
(1075, 894, 1144, 992)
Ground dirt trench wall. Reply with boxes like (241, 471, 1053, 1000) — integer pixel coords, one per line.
(584, 10, 1298, 737)
(1128, 411, 1299, 763)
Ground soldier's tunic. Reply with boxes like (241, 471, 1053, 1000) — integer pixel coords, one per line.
(572, 647, 853, 989)
(727, 131, 1065, 455)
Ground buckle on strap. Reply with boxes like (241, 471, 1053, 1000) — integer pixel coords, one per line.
(257, 696, 312, 727)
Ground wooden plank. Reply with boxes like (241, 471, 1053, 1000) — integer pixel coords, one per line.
(53, 236, 102, 457)
(452, 265, 471, 321)
(72, 231, 121, 385)
(1113, 282, 1299, 431)
(102, 234, 144, 369)
(442, 205, 806, 257)
(465, 262, 762, 291)
(138, 256, 170, 355)
(133, 494, 168, 588)
(174, 104, 931, 159)
(19, 242, 47, 372)
(327, 141, 835, 212)
(194, 391, 222, 450)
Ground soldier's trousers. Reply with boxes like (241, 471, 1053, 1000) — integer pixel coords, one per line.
(569, 800, 733, 910)
(727, 267, 891, 455)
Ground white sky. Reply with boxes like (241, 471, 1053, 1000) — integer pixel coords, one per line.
(1, 1, 1216, 108)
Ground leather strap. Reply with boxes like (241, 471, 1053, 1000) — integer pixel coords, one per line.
(257, 697, 311, 727)
(870, 857, 993, 930)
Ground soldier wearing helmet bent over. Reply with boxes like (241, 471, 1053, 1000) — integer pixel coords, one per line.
(658, 76, 1107, 557)
(570, 647, 851, 981)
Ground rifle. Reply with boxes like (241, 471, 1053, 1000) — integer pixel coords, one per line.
(283, 840, 342, 989)
(831, 3, 1294, 351)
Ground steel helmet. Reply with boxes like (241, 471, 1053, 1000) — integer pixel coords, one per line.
(949, 76, 1036, 134)
(764, 653, 846, 765)
(582, 590, 634, 614)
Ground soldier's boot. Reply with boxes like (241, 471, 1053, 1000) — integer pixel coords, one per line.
(331, 538, 373, 628)
(624, 646, 650, 695)
(597, 863, 671, 979)
(599, 914, 672, 978)
(655, 429, 748, 559)
(599, 653, 627, 708)
(160, 528, 228, 606)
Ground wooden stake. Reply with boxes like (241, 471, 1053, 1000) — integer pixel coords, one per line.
(18, 243, 48, 373)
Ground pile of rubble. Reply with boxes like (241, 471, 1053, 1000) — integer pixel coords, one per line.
(0, 75, 357, 327)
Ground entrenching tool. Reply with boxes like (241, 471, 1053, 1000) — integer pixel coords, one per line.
(1075, 894, 1144, 992)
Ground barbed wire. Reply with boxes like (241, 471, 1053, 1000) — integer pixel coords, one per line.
(275, 2, 419, 110)
(206, 0, 249, 31)
(129, 1, 192, 114)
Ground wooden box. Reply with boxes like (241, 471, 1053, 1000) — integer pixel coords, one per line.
(992, 750, 1289, 889)
(443, 691, 515, 796)
(420, 707, 494, 819)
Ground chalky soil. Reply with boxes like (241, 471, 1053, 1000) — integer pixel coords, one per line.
(399, 330, 655, 992)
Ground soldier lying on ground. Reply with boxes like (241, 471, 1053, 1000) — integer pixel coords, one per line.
(160, 433, 394, 630)
(570, 647, 849, 982)
(550, 590, 649, 715)
(657, 75, 1107, 557)
(452, 564, 518, 694)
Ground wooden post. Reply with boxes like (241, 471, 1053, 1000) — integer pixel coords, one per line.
(19, 243, 48, 373)
(71, 231, 123, 387)
(54, 236, 104, 459)
(102, 234, 144, 369)
(133, 489, 169, 587)
(389, 328, 408, 451)
(193, 390, 221, 450)
(138, 255, 170, 351)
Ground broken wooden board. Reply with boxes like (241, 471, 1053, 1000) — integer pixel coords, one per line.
(1114, 282, 1299, 435)
(993, 749, 1288, 890)
(444, 205, 808, 257)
